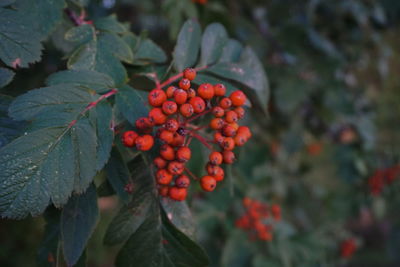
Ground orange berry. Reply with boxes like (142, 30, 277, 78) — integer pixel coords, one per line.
(176, 146, 191, 162)
(221, 142, 235, 156)
(237, 126, 252, 139)
(219, 97, 232, 109)
(158, 185, 169, 196)
(207, 164, 223, 177)
(234, 134, 247, 146)
(171, 132, 185, 147)
(174, 89, 188, 104)
(179, 78, 191, 90)
(148, 89, 167, 107)
(189, 96, 206, 113)
(187, 88, 196, 98)
(210, 118, 225, 130)
(160, 144, 175, 160)
(135, 117, 153, 133)
(156, 169, 173, 185)
(162, 101, 178, 115)
(135, 134, 154, 151)
(214, 84, 226, 96)
(214, 132, 224, 144)
(165, 119, 179, 132)
(197, 83, 215, 100)
(222, 150, 235, 164)
(166, 86, 177, 98)
(168, 161, 185, 175)
(213, 167, 224, 182)
(209, 151, 223, 165)
(183, 68, 196, 80)
(230, 90, 246, 106)
(234, 106, 245, 119)
(212, 106, 224, 117)
(175, 175, 190, 188)
(121, 130, 138, 147)
(149, 108, 167, 125)
(180, 103, 194, 117)
(169, 187, 187, 201)
(159, 130, 174, 144)
(154, 156, 167, 169)
(200, 176, 217, 192)
(229, 122, 239, 131)
(222, 124, 237, 137)
(225, 110, 238, 123)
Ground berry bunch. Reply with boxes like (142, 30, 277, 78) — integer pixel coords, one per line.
(235, 198, 281, 241)
(368, 165, 400, 195)
(340, 238, 357, 259)
(121, 68, 252, 201)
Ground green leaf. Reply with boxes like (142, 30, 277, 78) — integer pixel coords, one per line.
(61, 184, 99, 267)
(37, 207, 61, 267)
(0, 67, 15, 88)
(206, 47, 269, 111)
(104, 149, 131, 204)
(218, 39, 243, 63)
(115, 85, 148, 125)
(0, 84, 113, 219)
(116, 207, 209, 267)
(0, 0, 65, 68)
(199, 23, 228, 67)
(94, 15, 129, 34)
(134, 39, 167, 64)
(0, 95, 25, 148)
(161, 198, 196, 238)
(94, 102, 114, 170)
(65, 24, 95, 45)
(100, 32, 134, 64)
(46, 70, 115, 93)
(173, 19, 201, 72)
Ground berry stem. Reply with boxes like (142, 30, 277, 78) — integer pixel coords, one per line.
(190, 132, 213, 150)
(184, 167, 199, 181)
(158, 65, 209, 89)
(185, 109, 212, 124)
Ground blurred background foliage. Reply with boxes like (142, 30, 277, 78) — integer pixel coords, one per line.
(2, 0, 400, 266)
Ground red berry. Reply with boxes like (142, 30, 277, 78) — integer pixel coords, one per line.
(149, 108, 167, 125)
(121, 130, 138, 147)
(165, 119, 179, 132)
(197, 83, 215, 100)
(148, 89, 167, 107)
(225, 110, 238, 123)
(180, 103, 194, 117)
(154, 156, 167, 169)
(234, 134, 247, 146)
(207, 164, 223, 176)
(174, 89, 188, 104)
(200, 176, 217, 192)
(171, 133, 185, 147)
(222, 150, 235, 164)
(187, 88, 196, 98)
(183, 68, 196, 81)
(159, 130, 174, 144)
(169, 187, 187, 201)
(234, 106, 245, 119)
(219, 97, 232, 109)
(179, 78, 191, 90)
(162, 101, 178, 115)
(135, 135, 154, 151)
(135, 117, 153, 133)
(156, 169, 173, 185)
(214, 84, 226, 96)
(158, 185, 169, 196)
(209, 151, 223, 165)
(176, 146, 191, 162)
(210, 118, 225, 130)
(222, 124, 237, 137)
(213, 167, 225, 182)
(168, 161, 185, 175)
(237, 126, 252, 139)
(212, 106, 225, 118)
(166, 86, 177, 98)
(175, 175, 190, 188)
(189, 96, 206, 113)
(221, 137, 235, 150)
(230, 90, 246, 106)
(214, 132, 224, 144)
(160, 144, 175, 160)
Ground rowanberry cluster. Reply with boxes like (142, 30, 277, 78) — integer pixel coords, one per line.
(235, 198, 281, 241)
(121, 68, 252, 201)
(340, 238, 357, 259)
(368, 165, 400, 196)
